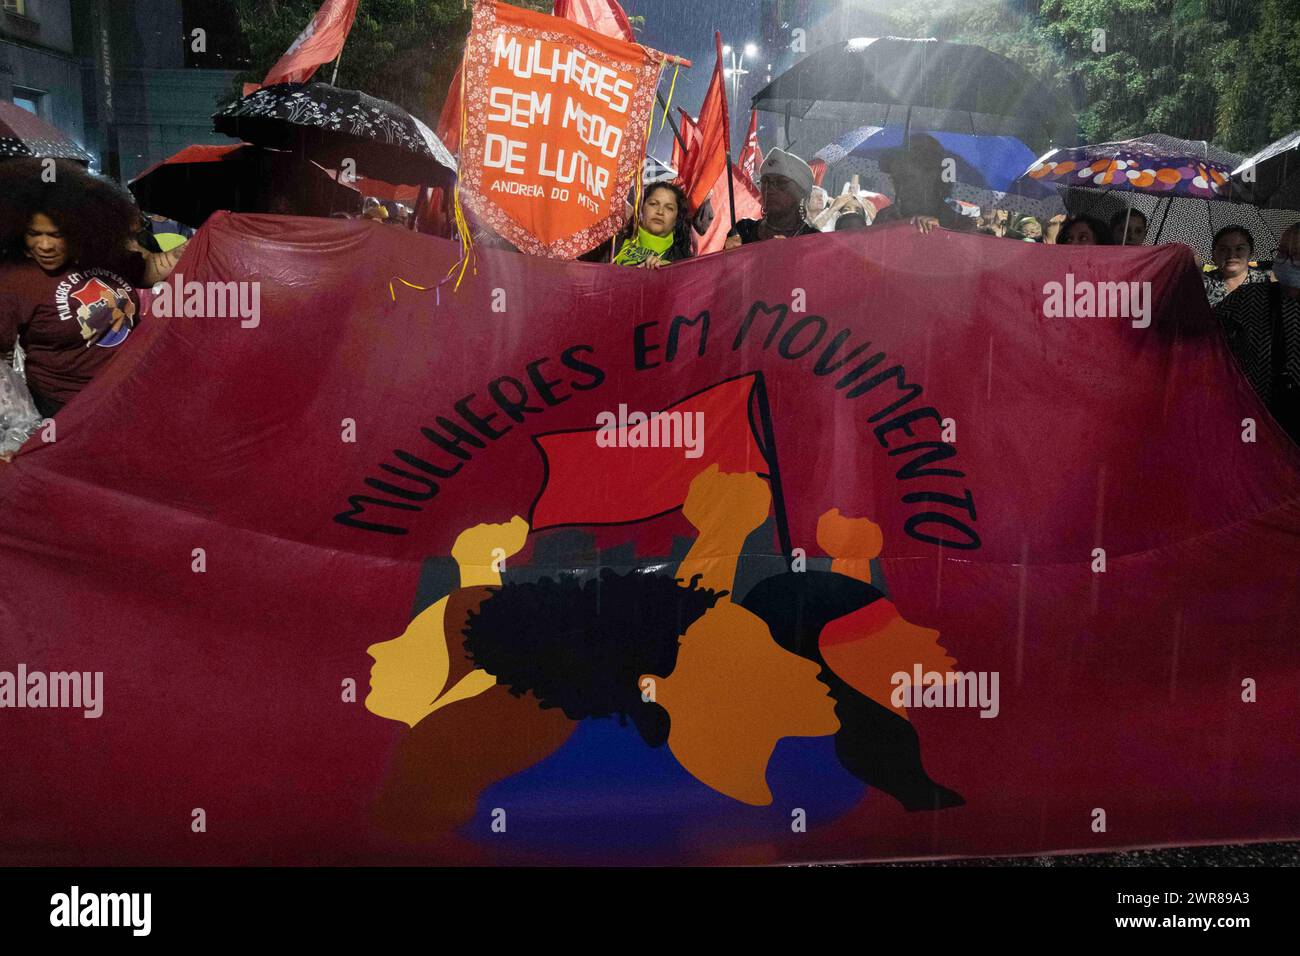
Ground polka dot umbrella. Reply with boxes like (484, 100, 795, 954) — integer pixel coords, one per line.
(0, 101, 93, 164)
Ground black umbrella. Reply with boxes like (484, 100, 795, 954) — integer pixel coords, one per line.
(212, 83, 456, 189)
(0, 101, 93, 164)
(1230, 130, 1300, 211)
(751, 36, 1076, 159)
(128, 143, 362, 228)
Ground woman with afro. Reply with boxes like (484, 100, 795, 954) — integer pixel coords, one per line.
(0, 158, 185, 417)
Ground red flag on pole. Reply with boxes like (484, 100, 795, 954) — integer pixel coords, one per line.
(671, 108, 698, 174)
(530, 375, 768, 529)
(552, 0, 635, 43)
(436, 56, 465, 158)
(738, 109, 762, 185)
(675, 33, 730, 212)
(261, 0, 360, 88)
(697, 160, 761, 254)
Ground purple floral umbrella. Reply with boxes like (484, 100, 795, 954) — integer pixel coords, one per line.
(1022, 133, 1236, 199)
(1011, 133, 1298, 259)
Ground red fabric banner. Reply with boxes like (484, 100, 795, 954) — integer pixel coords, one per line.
(1, 214, 1298, 865)
(553, 0, 635, 43)
(458, 0, 663, 258)
(262, 0, 360, 88)
(436, 56, 466, 159)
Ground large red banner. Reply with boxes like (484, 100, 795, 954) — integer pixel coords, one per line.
(1, 213, 1298, 864)
(458, 0, 663, 258)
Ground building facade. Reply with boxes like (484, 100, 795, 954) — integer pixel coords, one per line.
(2, 0, 246, 182)
(0, 0, 88, 149)
(72, 0, 247, 182)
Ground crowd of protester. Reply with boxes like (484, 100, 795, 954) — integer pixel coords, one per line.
(2, 131, 1299, 454)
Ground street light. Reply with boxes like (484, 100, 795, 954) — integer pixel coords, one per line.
(721, 41, 760, 115)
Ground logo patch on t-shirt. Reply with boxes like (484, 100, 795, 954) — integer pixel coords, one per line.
(54, 269, 137, 348)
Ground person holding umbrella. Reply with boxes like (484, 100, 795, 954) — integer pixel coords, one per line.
(1110, 208, 1149, 246)
(1056, 216, 1112, 246)
(870, 133, 975, 234)
(1204, 226, 1269, 307)
(0, 160, 185, 418)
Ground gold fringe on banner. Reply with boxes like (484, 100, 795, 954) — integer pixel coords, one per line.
(659, 64, 679, 133)
(449, 54, 475, 290)
(388, 276, 434, 302)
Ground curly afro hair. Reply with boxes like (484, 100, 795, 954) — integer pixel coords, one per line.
(462, 568, 725, 747)
(0, 158, 142, 269)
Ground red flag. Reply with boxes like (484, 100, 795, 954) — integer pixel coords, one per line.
(671, 107, 698, 174)
(696, 160, 760, 254)
(531, 376, 768, 528)
(738, 109, 762, 185)
(262, 0, 360, 87)
(552, 0, 634, 43)
(459, 0, 662, 258)
(436, 56, 465, 158)
(675, 33, 730, 212)
(809, 157, 827, 187)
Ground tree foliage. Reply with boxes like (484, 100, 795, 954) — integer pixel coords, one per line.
(878, 0, 1298, 153)
(228, 0, 1300, 155)
(229, 0, 551, 120)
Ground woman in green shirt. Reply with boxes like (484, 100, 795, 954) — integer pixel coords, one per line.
(613, 182, 695, 269)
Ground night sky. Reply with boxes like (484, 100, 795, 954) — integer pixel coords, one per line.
(623, 0, 793, 160)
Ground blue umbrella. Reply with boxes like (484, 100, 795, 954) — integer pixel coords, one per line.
(813, 125, 1063, 219)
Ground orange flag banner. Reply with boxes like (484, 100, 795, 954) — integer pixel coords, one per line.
(459, 0, 664, 258)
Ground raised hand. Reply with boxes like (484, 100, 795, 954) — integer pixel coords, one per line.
(451, 515, 529, 584)
(682, 464, 771, 537)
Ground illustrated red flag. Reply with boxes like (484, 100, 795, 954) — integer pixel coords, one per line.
(738, 109, 762, 185)
(530, 376, 768, 528)
(675, 33, 730, 212)
(553, 0, 635, 43)
(261, 0, 360, 88)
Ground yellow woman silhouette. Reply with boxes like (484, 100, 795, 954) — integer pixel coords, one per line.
(365, 516, 528, 727)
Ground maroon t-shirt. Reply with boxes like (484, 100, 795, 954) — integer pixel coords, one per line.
(0, 256, 145, 406)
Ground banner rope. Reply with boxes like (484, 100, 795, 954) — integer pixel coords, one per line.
(659, 63, 679, 133)
(449, 53, 476, 290)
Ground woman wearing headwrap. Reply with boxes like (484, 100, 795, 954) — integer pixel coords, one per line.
(723, 148, 821, 248)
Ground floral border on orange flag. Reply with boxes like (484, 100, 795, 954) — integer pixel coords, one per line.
(459, 0, 664, 259)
